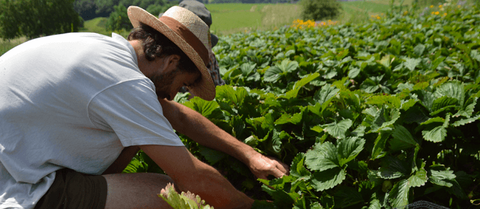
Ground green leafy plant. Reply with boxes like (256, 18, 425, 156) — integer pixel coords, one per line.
(159, 183, 214, 209)
(126, 1, 480, 208)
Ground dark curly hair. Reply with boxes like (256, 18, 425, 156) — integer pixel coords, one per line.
(127, 22, 199, 74)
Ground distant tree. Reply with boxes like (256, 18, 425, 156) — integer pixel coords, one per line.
(104, 0, 177, 32)
(0, 0, 82, 39)
(95, 0, 118, 16)
(74, 0, 98, 20)
(299, 0, 342, 21)
(105, 3, 130, 32)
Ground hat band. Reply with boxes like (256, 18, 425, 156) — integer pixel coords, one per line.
(159, 16, 209, 66)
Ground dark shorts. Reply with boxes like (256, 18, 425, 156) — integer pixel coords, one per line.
(34, 168, 107, 209)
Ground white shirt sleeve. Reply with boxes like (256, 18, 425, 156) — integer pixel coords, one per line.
(87, 78, 184, 147)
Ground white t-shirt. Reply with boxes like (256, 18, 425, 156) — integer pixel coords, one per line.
(0, 33, 184, 208)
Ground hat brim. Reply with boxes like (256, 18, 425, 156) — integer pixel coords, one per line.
(128, 6, 216, 101)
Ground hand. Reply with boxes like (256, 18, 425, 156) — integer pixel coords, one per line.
(247, 152, 289, 180)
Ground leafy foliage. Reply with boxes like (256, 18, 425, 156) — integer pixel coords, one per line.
(0, 0, 82, 39)
(125, 1, 480, 208)
(73, 0, 176, 21)
(299, 0, 342, 21)
(159, 183, 214, 209)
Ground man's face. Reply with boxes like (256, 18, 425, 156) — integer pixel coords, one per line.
(149, 66, 200, 101)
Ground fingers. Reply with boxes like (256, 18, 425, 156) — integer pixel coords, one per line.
(267, 156, 289, 177)
(254, 157, 290, 180)
(270, 166, 286, 179)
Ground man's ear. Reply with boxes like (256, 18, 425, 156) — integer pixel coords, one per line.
(160, 54, 181, 73)
(167, 54, 181, 66)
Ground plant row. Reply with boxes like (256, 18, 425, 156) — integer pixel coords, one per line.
(127, 2, 480, 208)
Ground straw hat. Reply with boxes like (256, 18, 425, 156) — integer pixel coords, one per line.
(127, 6, 215, 101)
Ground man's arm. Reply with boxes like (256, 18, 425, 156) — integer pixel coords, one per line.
(158, 98, 289, 179)
(140, 145, 254, 209)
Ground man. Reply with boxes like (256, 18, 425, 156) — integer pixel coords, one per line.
(0, 6, 288, 209)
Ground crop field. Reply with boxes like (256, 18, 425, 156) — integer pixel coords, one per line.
(142, 1, 480, 208)
(2, 1, 480, 208)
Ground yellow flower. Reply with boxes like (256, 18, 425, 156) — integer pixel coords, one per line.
(376, 16, 381, 19)
(431, 11, 435, 15)
(438, 5, 442, 8)
(435, 11, 440, 15)
(444, 13, 447, 16)
(430, 5, 434, 8)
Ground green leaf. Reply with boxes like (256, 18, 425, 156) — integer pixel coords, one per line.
(264, 66, 283, 82)
(413, 44, 426, 57)
(404, 58, 421, 71)
(366, 95, 401, 109)
(422, 126, 447, 143)
(159, 183, 213, 209)
(431, 56, 445, 70)
(314, 84, 339, 106)
(456, 96, 478, 117)
(389, 125, 418, 151)
(378, 155, 409, 179)
(305, 142, 339, 172)
(371, 131, 392, 160)
(240, 62, 256, 76)
(337, 137, 365, 166)
(216, 85, 248, 106)
(367, 192, 382, 209)
(389, 179, 410, 208)
(275, 112, 303, 125)
(348, 67, 360, 78)
(198, 146, 227, 165)
(290, 152, 311, 180)
(452, 114, 480, 127)
(310, 168, 346, 192)
(321, 119, 352, 140)
(377, 55, 391, 68)
(334, 186, 364, 208)
(261, 184, 295, 207)
(283, 73, 320, 99)
(430, 96, 458, 114)
(370, 107, 400, 133)
(408, 167, 428, 187)
(435, 82, 465, 106)
(429, 165, 456, 187)
(123, 158, 145, 173)
(183, 97, 222, 118)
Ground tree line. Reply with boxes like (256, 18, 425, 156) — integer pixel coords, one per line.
(0, 0, 341, 40)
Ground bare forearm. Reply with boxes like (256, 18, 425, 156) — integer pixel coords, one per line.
(159, 99, 289, 180)
(140, 145, 253, 209)
(175, 162, 254, 208)
(159, 99, 256, 165)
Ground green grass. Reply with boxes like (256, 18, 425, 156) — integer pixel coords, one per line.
(338, 1, 394, 24)
(80, 17, 109, 35)
(207, 3, 301, 35)
(0, 37, 27, 56)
